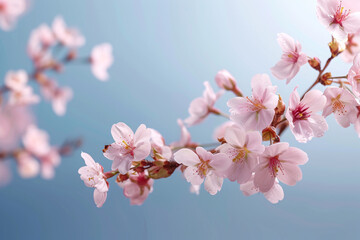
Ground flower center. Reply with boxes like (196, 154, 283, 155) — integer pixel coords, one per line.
(232, 147, 250, 163)
(346, 34, 358, 54)
(0, 3, 6, 12)
(268, 156, 283, 178)
(292, 103, 311, 122)
(331, 94, 346, 114)
(332, 2, 351, 27)
(286, 52, 299, 63)
(246, 97, 266, 112)
(196, 158, 211, 177)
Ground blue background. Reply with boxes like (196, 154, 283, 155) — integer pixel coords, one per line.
(0, 0, 360, 239)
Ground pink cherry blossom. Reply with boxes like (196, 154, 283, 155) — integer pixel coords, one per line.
(52, 16, 85, 48)
(0, 105, 33, 151)
(240, 175, 284, 204)
(286, 88, 328, 143)
(353, 107, 360, 137)
(316, 0, 360, 41)
(254, 142, 308, 192)
(78, 152, 109, 208)
(271, 33, 307, 84)
(149, 128, 172, 161)
(341, 32, 360, 63)
(0, 161, 11, 187)
(348, 53, 360, 95)
(228, 74, 278, 131)
(39, 148, 61, 179)
(215, 69, 237, 90)
(119, 172, 154, 205)
(217, 125, 265, 184)
(185, 81, 223, 126)
(23, 125, 51, 157)
(171, 119, 194, 148)
(213, 121, 235, 141)
(41, 79, 73, 116)
(8, 86, 40, 106)
(16, 151, 40, 179)
(174, 147, 231, 195)
(4, 70, 28, 91)
(0, 0, 26, 31)
(103, 122, 151, 174)
(90, 43, 114, 81)
(323, 87, 358, 128)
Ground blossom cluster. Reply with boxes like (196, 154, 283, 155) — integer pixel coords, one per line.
(0, 5, 113, 186)
(79, 0, 360, 207)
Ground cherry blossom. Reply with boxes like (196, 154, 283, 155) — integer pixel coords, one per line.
(78, 152, 109, 208)
(103, 122, 151, 174)
(4, 70, 28, 91)
(8, 86, 40, 106)
(171, 119, 193, 148)
(323, 87, 358, 128)
(0, 0, 26, 31)
(174, 147, 231, 195)
(286, 88, 328, 143)
(217, 125, 264, 184)
(341, 32, 360, 63)
(16, 151, 40, 178)
(185, 81, 223, 126)
(90, 43, 114, 81)
(213, 121, 235, 141)
(316, 0, 360, 41)
(40, 79, 73, 116)
(119, 172, 154, 205)
(22, 125, 51, 157)
(149, 129, 172, 161)
(271, 33, 307, 84)
(348, 53, 360, 95)
(240, 175, 284, 204)
(254, 142, 308, 192)
(52, 16, 85, 48)
(215, 69, 237, 90)
(228, 74, 278, 131)
(39, 148, 61, 179)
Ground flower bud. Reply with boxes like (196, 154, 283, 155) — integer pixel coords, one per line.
(329, 38, 346, 57)
(320, 72, 333, 85)
(275, 95, 285, 116)
(148, 161, 179, 179)
(262, 127, 277, 141)
(215, 70, 236, 90)
(308, 57, 321, 71)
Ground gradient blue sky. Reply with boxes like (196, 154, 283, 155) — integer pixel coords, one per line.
(0, 0, 360, 239)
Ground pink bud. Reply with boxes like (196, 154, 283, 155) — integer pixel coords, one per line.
(215, 70, 236, 90)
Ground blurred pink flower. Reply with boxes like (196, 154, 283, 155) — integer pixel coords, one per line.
(0, 106, 33, 151)
(185, 81, 223, 126)
(79, 152, 108, 208)
(90, 43, 114, 81)
(240, 175, 284, 204)
(23, 125, 51, 157)
(52, 16, 85, 48)
(254, 142, 308, 192)
(174, 147, 231, 195)
(41, 79, 73, 116)
(316, 0, 360, 41)
(286, 88, 328, 143)
(341, 32, 360, 63)
(271, 33, 307, 84)
(217, 125, 264, 184)
(323, 87, 358, 128)
(228, 74, 278, 131)
(39, 148, 61, 179)
(171, 119, 193, 148)
(348, 53, 360, 95)
(5, 70, 28, 91)
(0, 0, 26, 31)
(103, 123, 151, 174)
(119, 172, 154, 205)
(16, 151, 40, 179)
(8, 86, 40, 106)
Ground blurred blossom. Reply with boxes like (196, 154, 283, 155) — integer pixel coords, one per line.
(90, 43, 114, 81)
(0, 0, 26, 31)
